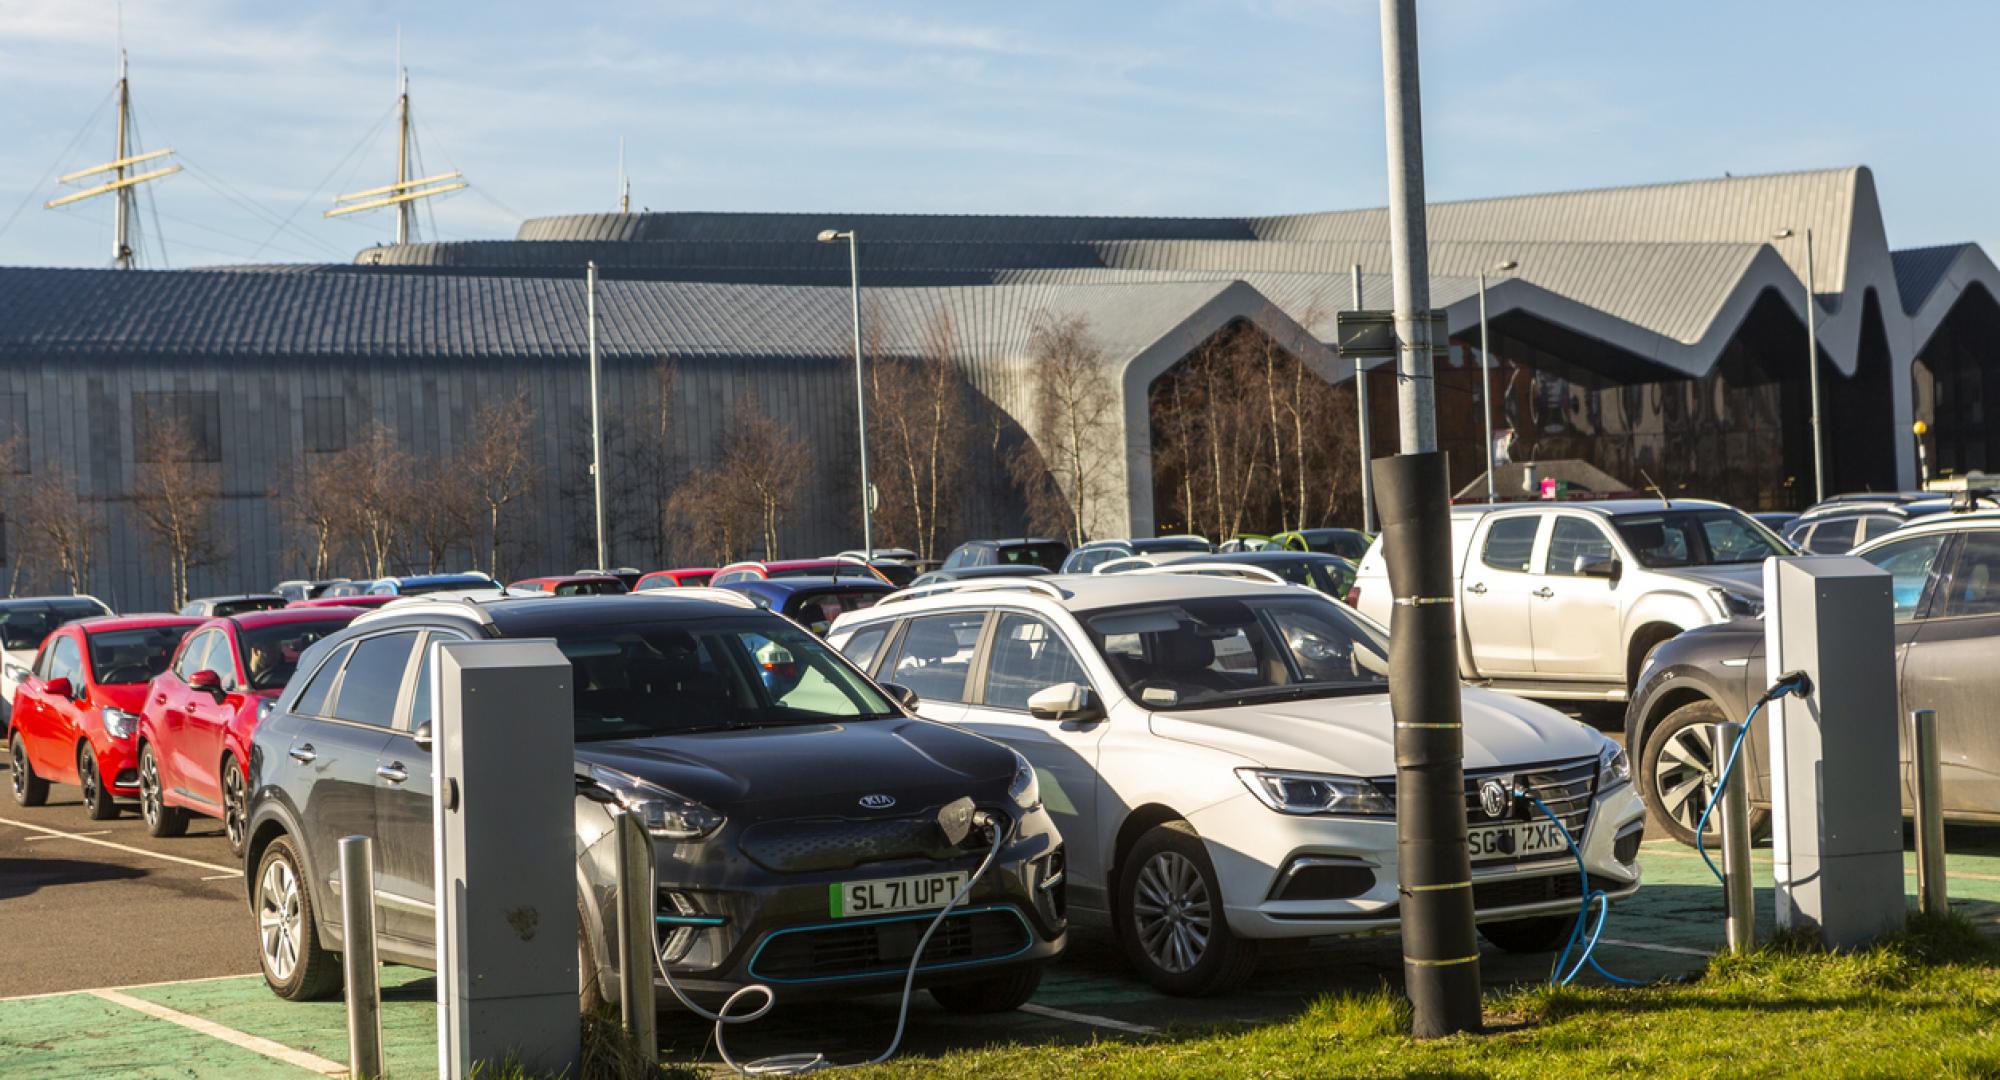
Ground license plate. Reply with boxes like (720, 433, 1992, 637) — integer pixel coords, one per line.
(1466, 821, 1569, 861)
(832, 872, 968, 918)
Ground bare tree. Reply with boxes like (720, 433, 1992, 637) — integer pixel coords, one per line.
(408, 468, 476, 574)
(1008, 313, 1120, 546)
(273, 453, 344, 580)
(616, 359, 680, 567)
(868, 308, 968, 560)
(664, 464, 748, 565)
(322, 423, 412, 579)
(461, 392, 539, 578)
(17, 462, 98, 595)
(715, 395, 808, 560)
(131, 418, 219, 609)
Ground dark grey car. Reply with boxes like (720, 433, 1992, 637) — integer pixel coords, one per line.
(1627, 509, 2000, 844)
(242, 593, 1066, 1012)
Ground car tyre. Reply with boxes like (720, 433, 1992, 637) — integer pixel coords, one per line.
(1641, 699, 1770, 848)
(9, 732, 49, 807)
(1480, 915, 1577, 954)
(220, 754, 247, 855)
(929, 964, 1043, 1014)
(140, 744, 189, 838)
(255, 835, 342, 1001)
(1116, 821, 1258, 997)
(78, 744, 119, 820)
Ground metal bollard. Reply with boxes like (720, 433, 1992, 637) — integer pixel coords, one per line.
(614, 810, 657, 1062)
(339, 835, 385, 1079)
(1911, 709, 1949, 918)
(1713, 722, 1755, 953)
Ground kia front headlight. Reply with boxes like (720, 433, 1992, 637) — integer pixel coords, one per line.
(584, 764, 725, 840)
(1236, 768, 1393, 818)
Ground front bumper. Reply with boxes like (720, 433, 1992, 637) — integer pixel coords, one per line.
(1189, 780, 1646, 940)
(97, 737, 142, 797)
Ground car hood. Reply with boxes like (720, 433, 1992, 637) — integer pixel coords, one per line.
(1652, 564, 1764, 594)
(575, 716, 1017, 817)
(94, 683, 150, 714)
(1148, 687, 1606, 777)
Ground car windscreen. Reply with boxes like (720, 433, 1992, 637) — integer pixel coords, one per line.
(1002, 543, 1067, 570)
(213, 597, 287, 618)
(1611, 509, 1786, 567)
(1, 601, 106, 651)
(1247, 557, 1350, 595)
(85, 626, 194, 685)
(240, 619, 352, 691)
(1082, 594, 1389, 711)
(557, 616, 896, 741)
(554, 580, 628, 595)
(786, 590, 884, 630)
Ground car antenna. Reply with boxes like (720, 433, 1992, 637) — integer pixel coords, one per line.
(1639, 468, 1671, 508)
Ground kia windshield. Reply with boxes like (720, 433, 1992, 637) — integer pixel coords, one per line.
(1611, 509, 1787, 568)
(1082, 594, 1389, 710)
(557, 617, 897, 740)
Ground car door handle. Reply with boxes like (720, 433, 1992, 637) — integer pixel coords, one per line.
(1532, 587, 1554, 599)
(1466, 583, 1488, 595)
(376, 763, 408, 785)
(288, 744, 317, 764)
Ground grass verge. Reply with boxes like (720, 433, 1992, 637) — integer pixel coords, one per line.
(847, 914, 2000, 1079)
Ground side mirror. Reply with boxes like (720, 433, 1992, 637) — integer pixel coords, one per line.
(1575, 554, 1621, 581)
(43, 676, 73, 700)
(413, 723, 433, 750)
(881, 682, 920, 710)
(1028, 682, 1105, 723)
(189, 669, 225, 697)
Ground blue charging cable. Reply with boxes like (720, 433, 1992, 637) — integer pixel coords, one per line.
(1518, 790, 1644, 987)
(1692, 670, 1812, 884)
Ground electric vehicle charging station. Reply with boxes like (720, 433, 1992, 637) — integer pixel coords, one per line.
(432, 638, 581, 1078)
(1763, 556, 1907, 949)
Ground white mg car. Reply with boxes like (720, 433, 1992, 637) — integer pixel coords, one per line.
(828, 574, 1644, 996)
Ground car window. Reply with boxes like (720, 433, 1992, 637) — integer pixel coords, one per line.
(1805, 520, 1856, 555)
(982, 614, 1090, 711)
(329, 633, 418, 727)
(1546, 517, 1616, 577)
(1084, 594, 1389, 710)
(407, 637, 435, 733)
(788, 590, 883, 631)
(174, 630, 219, 681)
(88, 626, 194, 686)
(49, 636, 84, 684)
(884, 612, 986, 703)
(3, 608, 64, 652)
(1856, 535, 1948, 621)
(1860, 516, 1902, 543)
(834, 624, 891, 674)
(241, 619, 351, 691)
(294, 642, 353, 716)
(1481, 517, 1541, 573)
(1940, 533, 2000, 618)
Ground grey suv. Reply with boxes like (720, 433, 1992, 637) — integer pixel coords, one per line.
(242, 593, 1065, 1012)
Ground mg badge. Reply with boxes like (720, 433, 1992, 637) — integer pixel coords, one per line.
(1479, 779, 1512, 819)
(858, 794, 897, 810)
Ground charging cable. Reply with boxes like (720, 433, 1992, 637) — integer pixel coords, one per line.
(1693, 670, 1811, 884)
(648, 809, 1010, 1076)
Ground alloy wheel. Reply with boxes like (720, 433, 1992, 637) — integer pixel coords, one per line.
(223, 766, 246, 852)
(9, 739, 24, 799)
(1654, 723, 1717, 838)
(1132, 850, 1212, 974)
(140, 750, 163, 828)
(79, 750, 99, 808)
(259, 858, 303, 982)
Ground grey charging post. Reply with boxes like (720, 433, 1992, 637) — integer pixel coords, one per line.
(433, 639, 581, 1078)
(1763, 556, 1905, 948)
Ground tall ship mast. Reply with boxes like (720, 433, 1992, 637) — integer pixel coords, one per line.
(44, 51, 180, 268)
(326, 67, 466, 245)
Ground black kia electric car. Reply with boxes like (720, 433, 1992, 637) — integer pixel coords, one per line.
(241, 592, 1065, 1013)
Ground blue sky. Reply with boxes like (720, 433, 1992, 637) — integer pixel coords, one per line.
(2, 0, 1994, 268)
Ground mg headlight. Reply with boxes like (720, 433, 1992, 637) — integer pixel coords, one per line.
(1598, 742, 1631, 792)
(1709, 587, 1762, 619)
(585, 764, 725, 840)
(1008, 751, 1040, 810)
(1236, 768, 1393, 817)
(100, 706, 140, 740)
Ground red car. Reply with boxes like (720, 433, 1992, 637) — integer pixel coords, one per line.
(288, 595, 397, 610)
(710, 559, 888, 585)
(136, 608, 362, 852)
(634, 567, 718, 591)
(508, 574, 629, 595)
(9, 615, 201, 820)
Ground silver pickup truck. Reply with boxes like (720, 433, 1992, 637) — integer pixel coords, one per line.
(1352, 498, 1787, 702)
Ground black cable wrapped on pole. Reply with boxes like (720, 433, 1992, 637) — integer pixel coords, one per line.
(1372, 450, 1482, 1037)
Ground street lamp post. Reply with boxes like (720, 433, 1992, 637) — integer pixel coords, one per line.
(1476, 260, 1517, 505)
(818, 228, 873, 560)
(1774, 228, 1824, 503)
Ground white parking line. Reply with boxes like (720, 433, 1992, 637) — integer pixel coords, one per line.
(24, 829, 109, 841)
(0, 972, 257, 1004)
(1599, 938, 1714, 958)
(1019, 1003, 1159, 1035)
(91, 988, 344, 1076)
(0, 816, 238, 876)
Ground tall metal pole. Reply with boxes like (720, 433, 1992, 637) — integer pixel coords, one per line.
(1354, 265, 1375, 533)
(587, 262, 608, 572)
(847, 234, 874, 560)
(113, 53, 131, 269)
(395, 71, 411, 246)
(1715, 721, 1755, 953)
(614, 811, 658, 1062)
(1804, 228, 1824, 503)
(1911, 709, 1948, 919)
(1478, 271, 1496, 504)
(339, 836, 385, 1080)
(1376, 0, 1480, 1039)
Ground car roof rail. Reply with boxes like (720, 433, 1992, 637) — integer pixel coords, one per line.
(353, 593, 502, 627)
(1133, 562, 1290, 586)
(664, 587, 759, 609)
(878, 578, 1071, 606)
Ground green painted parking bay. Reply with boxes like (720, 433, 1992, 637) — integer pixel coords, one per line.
(5, 840, 1997, 1077)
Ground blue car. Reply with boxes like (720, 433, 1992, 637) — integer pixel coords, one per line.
(714, 575, 895, 636)
(363, 573, 501, 597)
